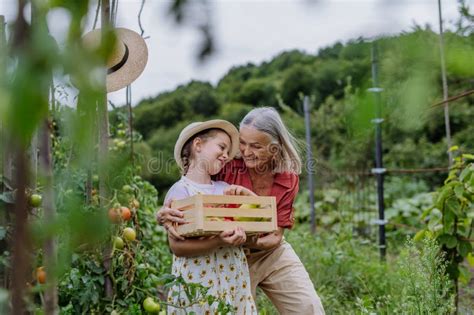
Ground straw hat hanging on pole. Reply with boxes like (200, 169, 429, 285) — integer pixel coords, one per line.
(82, 27, 148, 93)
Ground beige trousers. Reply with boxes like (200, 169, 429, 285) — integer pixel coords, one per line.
(246, 241, 325, 315)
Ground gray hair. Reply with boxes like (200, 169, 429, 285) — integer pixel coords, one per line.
(240, 107, 302, 174)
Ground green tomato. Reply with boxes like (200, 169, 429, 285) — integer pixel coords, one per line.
(29, 194, 43, 207)
(116, 140, 126, 149)
(122, 185, 134, 194)
(123, 227, 136, 242)
(92, 174, 99, 184)
(114, 237, 124, 250)
(143, 297, 161, 313)
(133, 175, 142, 182)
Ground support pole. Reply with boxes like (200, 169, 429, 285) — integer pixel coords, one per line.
(369, 43, 386, 260)
(100, 0, 113, 299)
(126, 85, 135, 173)
(39, 118, 58, 315)
(10, 2, 32, 313)
(303, 96, 316, 234)
(437, 0, 453, 166)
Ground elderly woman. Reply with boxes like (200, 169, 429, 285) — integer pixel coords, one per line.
(157, 107, 325, 315)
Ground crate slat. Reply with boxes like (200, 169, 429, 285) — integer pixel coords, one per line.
(200, 195, 274, 206)
(172, 195, 197, 209)
(176, 223, 198, 235)
(270, 196, 278, 231)
(203, 221, 275, 232)
(203, 207, 274, 218)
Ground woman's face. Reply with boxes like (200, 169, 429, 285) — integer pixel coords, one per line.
(239, 126, 277, 172)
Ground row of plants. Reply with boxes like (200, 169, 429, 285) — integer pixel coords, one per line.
(286, 149, 474, 313)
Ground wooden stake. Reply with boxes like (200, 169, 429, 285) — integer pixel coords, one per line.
(39, 118, 58, 315)
(100, 0, 113, 300)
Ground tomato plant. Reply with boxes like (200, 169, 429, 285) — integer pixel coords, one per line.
(418, 148, 474, 287)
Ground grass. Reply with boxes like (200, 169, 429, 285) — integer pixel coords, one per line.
(255, 224, 457, 314)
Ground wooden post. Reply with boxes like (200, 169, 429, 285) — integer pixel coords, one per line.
(10, 1, 32, 313)
(11, 145, 30, 315)
(303, 96, 316, 234)
(0, 15, 12, 186)
(100, 0, 113, 299)
(0, 14, 12, 295)
(39, 118, 58, 315)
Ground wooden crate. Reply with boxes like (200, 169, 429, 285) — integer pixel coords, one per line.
(171, 194, 277, 237)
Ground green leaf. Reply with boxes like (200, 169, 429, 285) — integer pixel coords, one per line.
(445, 198, 461, 216)
(446, 236, 458, 249)
(467, 253, 474, 267)
(454, 185, 465, 200)
(438, 234, 457, 248)
(462, 154, 474, 160)
(444, 209, 455, 231)
(0, 227, 6, 240)
(448, 145, 459, 152)
(458, 240, 473, 257)
(459, 167, 472, 182)
(428, 208, 442, 231)
(436, 188, 451, 210)
(413, 230, 425, 242)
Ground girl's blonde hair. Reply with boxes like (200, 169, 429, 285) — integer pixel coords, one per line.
(240, 107, 303, 174)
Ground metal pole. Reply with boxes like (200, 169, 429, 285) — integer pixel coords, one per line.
(127, 85, 135, 173)
(369, 43, 386, 259)
(437, 0, 453, 166)
(303, 96, 316, 234)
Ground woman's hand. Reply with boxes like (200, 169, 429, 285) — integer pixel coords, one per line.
(244, 228, 283, 250)
(156, 199, 186, 241)
(218, 227, 247, 246)
(224, 185, 257, 196)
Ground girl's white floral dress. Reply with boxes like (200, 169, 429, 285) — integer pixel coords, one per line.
(165, 176, 257, 315)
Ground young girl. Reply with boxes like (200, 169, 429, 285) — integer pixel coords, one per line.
(165, 120, 257, 315)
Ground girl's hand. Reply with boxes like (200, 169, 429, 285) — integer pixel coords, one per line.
(224, 185, 257, 196)
(219, 227, 247, 246)
(156, 199, 185, 241)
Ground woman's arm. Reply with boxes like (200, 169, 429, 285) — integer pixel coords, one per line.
(245, 227, 284, 251)
(156, 199, 186, 241)
(169, 227, 247, 257)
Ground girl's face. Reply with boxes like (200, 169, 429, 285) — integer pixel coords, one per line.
(239, 126, 277, 172)
(194, 131, 232, 175)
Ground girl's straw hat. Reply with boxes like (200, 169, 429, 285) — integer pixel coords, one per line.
(174, 120, 240, 171)
(82, 28, 148, 92)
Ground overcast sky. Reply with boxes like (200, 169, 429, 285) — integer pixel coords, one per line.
(0, 0, 467, 107)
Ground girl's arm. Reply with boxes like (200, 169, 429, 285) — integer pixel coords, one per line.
(169, 227, 247, 257)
